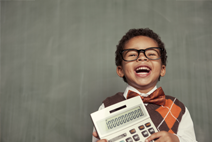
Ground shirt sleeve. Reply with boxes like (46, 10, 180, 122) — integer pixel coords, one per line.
(92, 104, 105, 142)
(176, 107, 197, 142)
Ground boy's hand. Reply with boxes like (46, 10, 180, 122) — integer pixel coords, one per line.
(92, 131, 107, 142)
(145, 131, 179, 142)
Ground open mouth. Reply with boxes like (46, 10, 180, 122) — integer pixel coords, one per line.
(135, 66, 151, 74)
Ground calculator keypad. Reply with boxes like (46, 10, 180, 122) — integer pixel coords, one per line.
(108, 121, 157, 142)
(125, 122, 156, 142)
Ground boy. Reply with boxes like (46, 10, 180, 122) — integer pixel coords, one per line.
(92, 28, 197, 142)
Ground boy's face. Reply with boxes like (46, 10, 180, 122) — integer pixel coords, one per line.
(116, 36, 166, 93)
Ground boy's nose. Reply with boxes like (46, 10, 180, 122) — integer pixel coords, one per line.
(137, 52, 148, 61)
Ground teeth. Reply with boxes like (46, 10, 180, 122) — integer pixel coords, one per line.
(136, 67, 150, 71)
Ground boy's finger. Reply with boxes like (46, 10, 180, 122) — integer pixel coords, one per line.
(92, 131, 107, 142)
(97, 140, 107, 142)
(92, 131, 97, 137)
(92, 131, 99, 138)
(145, 132, 160, 142)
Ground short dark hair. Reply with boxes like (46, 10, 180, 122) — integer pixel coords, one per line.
(115, 28, 167, 82)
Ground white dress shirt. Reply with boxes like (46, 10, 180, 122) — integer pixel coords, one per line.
(92, 85, 197, 142)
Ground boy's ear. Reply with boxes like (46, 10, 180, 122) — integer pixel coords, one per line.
(160, 65, 166, 77)
(116, 66, 124, 77)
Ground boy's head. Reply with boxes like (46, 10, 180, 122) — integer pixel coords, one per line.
(115, 28, 167, 92)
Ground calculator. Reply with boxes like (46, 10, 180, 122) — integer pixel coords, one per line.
(91, 96, 158, 142)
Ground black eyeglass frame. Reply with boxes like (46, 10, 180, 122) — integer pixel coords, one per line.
(119, 47, 164, 62)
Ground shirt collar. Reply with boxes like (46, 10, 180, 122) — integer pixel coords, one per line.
(123, 85, 157, 99)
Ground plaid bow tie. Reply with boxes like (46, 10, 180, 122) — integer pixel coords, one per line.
(127, 87, 166, 105)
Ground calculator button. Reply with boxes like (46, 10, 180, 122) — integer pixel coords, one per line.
(141, 130, 149, 137)
(138, 125, 145, 130)
(126, 137, 133, 142)
(148, 128, 155, 134)
(129, 129, 136, 134)
(133, 134, 140, 141)
(145, 122, 151, 127)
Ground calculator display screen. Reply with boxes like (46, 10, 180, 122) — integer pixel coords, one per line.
(97, 106, 145, 134)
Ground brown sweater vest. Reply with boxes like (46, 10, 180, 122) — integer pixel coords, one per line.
(103, 92, 185, 134)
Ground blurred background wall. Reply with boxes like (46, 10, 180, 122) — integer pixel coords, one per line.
(1, 0, 212, 142)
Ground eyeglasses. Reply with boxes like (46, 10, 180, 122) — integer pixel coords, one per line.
(120, 47, 163, 62)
